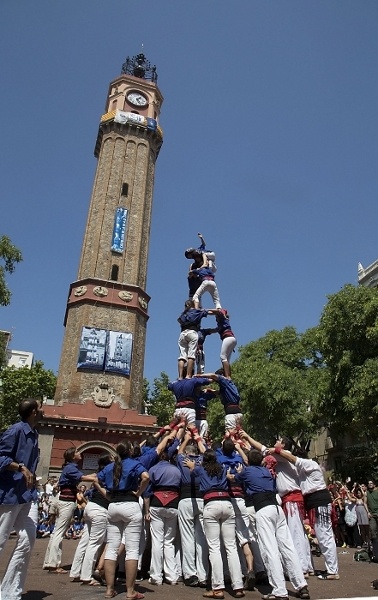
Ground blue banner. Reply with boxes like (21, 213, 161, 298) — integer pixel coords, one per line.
(111, 207, 128, 253)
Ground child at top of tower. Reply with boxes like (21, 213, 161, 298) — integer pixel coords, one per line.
(185, 232, 216, 272)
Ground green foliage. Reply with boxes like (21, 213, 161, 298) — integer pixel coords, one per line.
(318, 284, 378, 437)
(0, 235, 23, 306)
(146, 372, 175, 426)
(338, 443, 378, 483)
(0, 361, 56, 431)
(0, 332, 8, 370)
(232, 326, 325, 444)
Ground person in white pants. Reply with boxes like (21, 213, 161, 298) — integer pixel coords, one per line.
(69, 453, 112, 584)
(43, 447, 96, 573)
(176, 431, 209, 586)
(270, 443, 339, 581)
(0, 398, 43, 600)
(97, 439, 150, 599)
(240, 431, 313, 578)
(234, 449, 310, 600)
(184, 449, 244, 599)
(145, 450, 182, 585)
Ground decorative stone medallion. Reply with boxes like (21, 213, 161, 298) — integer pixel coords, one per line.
(91, 382, 115, 408)
(138, 296, 148, 310)
(73, 285, 87, 297)
(118, 290, 133, 302)
(93, 286, 108, 297)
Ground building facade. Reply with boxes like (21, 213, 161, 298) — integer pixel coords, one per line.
(40, 54, 162, 477)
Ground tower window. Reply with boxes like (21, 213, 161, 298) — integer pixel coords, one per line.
(121, 183, 128, 196)
(111, 265, 119, 281)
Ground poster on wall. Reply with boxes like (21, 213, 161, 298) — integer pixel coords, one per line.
(105, 331, 133, 376)
(77, 327, 107, 370)
(111, 207, 128, 253)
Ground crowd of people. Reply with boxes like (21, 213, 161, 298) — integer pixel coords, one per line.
(1, 236, 378, 600)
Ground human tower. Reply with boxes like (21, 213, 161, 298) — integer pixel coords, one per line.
(166, 233, 243, 443)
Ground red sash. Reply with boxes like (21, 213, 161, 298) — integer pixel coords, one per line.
(281, 490, 305, 520)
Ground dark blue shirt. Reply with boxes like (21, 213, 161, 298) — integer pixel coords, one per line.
(235, 465, 276, 496)
(168, 378, 212, 402)
(192, 267, 214, 281)
(137, 448, 159, 470)
(176, 453, 203, 486)
(145, 460, 181, 498)
(192, 464, 228, 494)
(217, 376, 240, 406)
(216, 449, 244, 474)
(59, 462, 83, 487)
(0, 421, 39, 504)
(196, 389, 216, 411)
(98, 457, 146, 492)
(216, 311, 234, 339)
(178, 308, 208, 330)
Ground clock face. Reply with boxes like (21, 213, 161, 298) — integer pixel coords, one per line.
(127, 92, 148, 107)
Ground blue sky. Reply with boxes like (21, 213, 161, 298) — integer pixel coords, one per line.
(1, 1, 378, 386)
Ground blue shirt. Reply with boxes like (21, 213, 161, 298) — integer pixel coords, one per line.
(235, 465, 276, 496)
(176, 453, 203, 486)
(0, 421, 39, 505)
(59, 462, 83, 487)
(145, 460, 181, 497)
(137, 448, 159, 470)
(178, 308, 208, 330)
(197, 328, 214, 348)
(196, 389, 216, 411)
(99, 457, 146, 492)
(168, 378, 212, 402)
(192, 267, 214, 281)
(216, 449, 244, 474)
(192, 465, 228, 494)
(217, 376, 240, 406)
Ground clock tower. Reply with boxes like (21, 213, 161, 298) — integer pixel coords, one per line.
(39, 54, 162, 478)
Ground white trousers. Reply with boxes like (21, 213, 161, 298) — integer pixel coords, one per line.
(43, 500, 76, 568)
(284, 501, 313, 573)
(178, 498, 209, 582)
(314, 504, 338, 575)
(69, 502, 108, 580)
(232, 497, 250, 547)
(224, 413, 243, 431)
(174, 407, 196, 425)
(178, 330, 198, 360)
(245, 506, 265, 574)
(105, 501, 142, 561)
(220, 336, 237, 363)
(193, 280, 222, 309)
(149, 506, 179, 584)
(203, 500, 243, 591)
(0, 501, 38, 600)
(255, 504, 306, 597)
(195, 419, 209, 439)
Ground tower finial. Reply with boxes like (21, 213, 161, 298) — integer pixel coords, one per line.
(121, 52, 158, 83)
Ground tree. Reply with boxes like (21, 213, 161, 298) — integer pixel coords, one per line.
(317, 284, 378, 439)
(231, 326, 326, 445)
(0, 361, 56, 431)
(146, 372, 175, 426)
(0, 235, 23, 306)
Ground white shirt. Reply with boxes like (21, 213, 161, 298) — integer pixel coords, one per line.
(295, 457, 326, 495)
